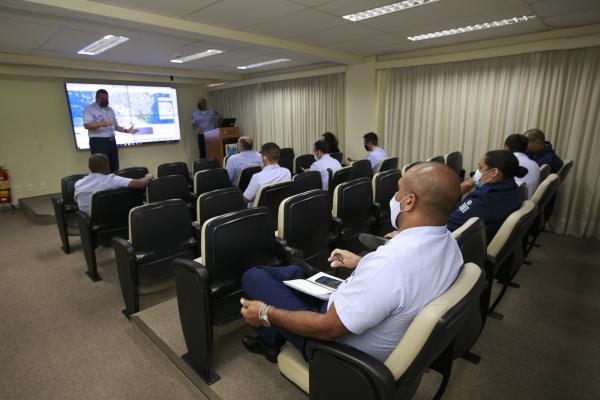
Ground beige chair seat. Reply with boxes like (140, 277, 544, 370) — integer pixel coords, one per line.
(139, 277, 174, 295)
(277, 343, 310, 393)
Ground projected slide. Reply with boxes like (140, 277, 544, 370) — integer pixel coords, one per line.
(65, 83, 181, 150)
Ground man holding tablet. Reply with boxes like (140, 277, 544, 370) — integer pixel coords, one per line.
(83, 89, 137, 173)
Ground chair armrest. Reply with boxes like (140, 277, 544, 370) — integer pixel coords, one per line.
(331, 217, 343, 247)
(209, 280, 238, 297)
(112, 237, 140, 312)
(274, 237, 303, 265)
(372, 202, 382, 219)
(305, 340, 396, 400)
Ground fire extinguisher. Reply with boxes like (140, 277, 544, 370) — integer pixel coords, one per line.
(0, 166, 12, 204)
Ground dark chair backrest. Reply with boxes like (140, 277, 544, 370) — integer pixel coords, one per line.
(330, 152, 343, 164)
(517, 182, 528, 202)
(279, 157, 294, 175)
(328, 166, 354, 194)
(193, 158, 219, 174)
(427, 155, 445, 164)
(196, 187, 245, 227)
(193, 168, 231, 196)
(292, 171, 322, 195)
(277, 190, 332, 266)
(557, 160, 574, 183)
(90, 187, 144, 230)
(61, 174, 87, 208)
(147, 175, 193, 203)
(254, 181, 294, 228)
(401, 161, 421, 175)
(488, 200, 537, 267)
(372, 169, 400, 208)
(351, 159, 372, 179)
(332, 178, 373, 233)
(201, 207, 275, 286)
(376, 157, 399, 174)
(237, 166, 262, 192)
(294, 154, 315, 175)
(539, 164, 551, 182)
(129, 199, 195, 255)
(445, 151, 463, 177)
(157, 162, 189, 181)
(280, 148, 295, 160)
(531, 174, 560, 211)
(115, 167, 149, 180)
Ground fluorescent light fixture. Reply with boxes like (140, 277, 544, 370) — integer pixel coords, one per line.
(237, 58, 291, 70)
(206, 82, 225, 88)
(170, 49, 224, 63)
(77, 35, 129, 55)
(407, 15, 536, 41)
(343, 0, 439, 22)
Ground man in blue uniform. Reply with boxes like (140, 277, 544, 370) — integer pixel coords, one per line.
(191, 97, 220, 159)
(524, 128, 564, 173)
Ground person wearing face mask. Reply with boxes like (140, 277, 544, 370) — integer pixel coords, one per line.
(83, 89, 138, 173)
(238, 162, 463, 363)
(363, 132, 388, 171)
(308, 140, 342, 189)
(242, 142, 291, 205)
(447, 150, 526, 241)
(191, 97, 220, 159)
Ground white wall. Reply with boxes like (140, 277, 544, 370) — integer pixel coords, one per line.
(0, 77, 206, 203)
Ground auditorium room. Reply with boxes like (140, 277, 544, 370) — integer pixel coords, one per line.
(1, 0, 599, 399)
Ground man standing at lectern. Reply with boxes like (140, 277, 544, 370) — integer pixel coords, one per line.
(191, 97, 220, 159)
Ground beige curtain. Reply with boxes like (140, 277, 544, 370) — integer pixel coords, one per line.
(210, 73, 345, 155)
(377, 47, 600, 239)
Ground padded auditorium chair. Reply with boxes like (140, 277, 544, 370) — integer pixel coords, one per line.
(253, 181, 294, 229)
(147, 175, 195, 217)
(172, 207, 297, 384)
(328, 166, 354, 195)
(292, 171, 322, 194)
(277, 189, 338, 270)
(487, 200, 537, 318)
(401, 161, 421, 175)
(332, 178, 375, 254)
(517, 182, 529, 201)
(445, 151, 464, 180)
(195, 187, 246, 246)
(77, 187, 144, 282)
(427, 155, 445, 164)
(330, 152, 344, 164)
(451, 217, 493, 364)
(52, 173, 87, 254)
(539, 164, 551, 182)
(558, 160, 574, 183)
(371, 169, 401, 236)
(294, 154, 315, 175)
(112, 199, 197, 318)
(374, 157, 399, 174)
(351, 159, 372, 179)
(279, 156, 294, 175)
(115, 167, 149, 179)
(277, 263, 485, 400)
(157, 161, 190, 181)
(236, 166, 262, 192)
(280, 147, 295, 160)
(193, 158, 220, 174)
(526, 174, 560, 255)
(193, 168, 231, 197)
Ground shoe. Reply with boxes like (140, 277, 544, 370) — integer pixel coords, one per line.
(242, 335, 279, 363)
(359, 233, 388, 251)
(289, 256, 321, 278)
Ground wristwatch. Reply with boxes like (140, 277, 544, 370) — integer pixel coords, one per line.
(259, 304, 273, 327)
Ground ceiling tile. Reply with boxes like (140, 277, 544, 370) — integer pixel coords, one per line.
(287, 0, 335, 7)
(184, 0, 304, 30)
(242, 8, 346, 38)
(0, 20, 61, 50)
(100, 0, 220, 18)
(288, 21, 385, 45)
(543, 9, 600, 27)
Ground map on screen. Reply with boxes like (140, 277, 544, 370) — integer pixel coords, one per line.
(65, 83, 181, 150)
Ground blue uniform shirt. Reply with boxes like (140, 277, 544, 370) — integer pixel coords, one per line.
(191, 107, 219, 133)
(526, 141, 564, 173)
(448, 179, 521, 242)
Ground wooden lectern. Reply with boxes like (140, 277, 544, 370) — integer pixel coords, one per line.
(204, 127, 240, 167)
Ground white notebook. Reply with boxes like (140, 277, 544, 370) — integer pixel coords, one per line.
(283, 272, 344, 300)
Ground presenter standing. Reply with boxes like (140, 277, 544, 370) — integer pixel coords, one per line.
(191, 97, 220, 159)
(83, 89, 137, 173)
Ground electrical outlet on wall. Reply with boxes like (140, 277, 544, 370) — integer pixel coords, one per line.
(40, 182, 47, 191)
(13, 185, 21, 193)
(26, 184, 33, 192)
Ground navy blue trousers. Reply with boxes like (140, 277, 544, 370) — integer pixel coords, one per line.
(242, 265, 327, 353)
(90, 137, 119, 173)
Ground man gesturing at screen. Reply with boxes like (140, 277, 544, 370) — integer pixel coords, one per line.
(83, 89, 138, 173)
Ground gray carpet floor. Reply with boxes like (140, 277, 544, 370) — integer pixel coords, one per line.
(1, 208, 599, 399)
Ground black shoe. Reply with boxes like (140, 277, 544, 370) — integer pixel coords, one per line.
(242, 335, 279, 363)
(359, 233, 388, 251)
(290, 256, 320, 278)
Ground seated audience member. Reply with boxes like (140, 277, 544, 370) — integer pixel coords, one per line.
(74, 153, 153, 215)
(243, 142, 292, 205)
(321, 131, 340, 154)
(504, 133, 540, 199)
(240, 162, 463, 362)
(363, 132, 388, 171)
(524, 128, 564, 172)
(225, 136, 262, 184)
(448, 150, 525, 242)
(309, 140, 342, 189)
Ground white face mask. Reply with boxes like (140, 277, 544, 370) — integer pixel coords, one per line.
(389, 193, 412, 230)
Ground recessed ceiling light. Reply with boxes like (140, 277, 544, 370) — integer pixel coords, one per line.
(237, 58, 291, 70)
(343, 0, 439, 22)
(170, 49, 225, 63)
(407, 15, 536, 41)
(78, 35, 129, 55)
(206, 82, 225, 87)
